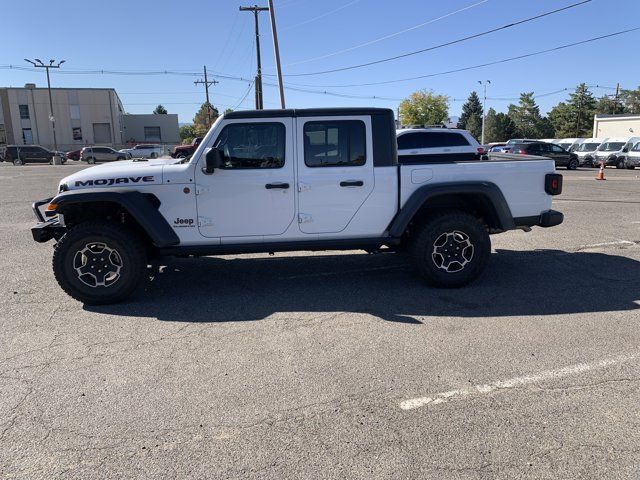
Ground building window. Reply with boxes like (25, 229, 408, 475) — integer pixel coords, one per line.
(70, 105, 80, 120)
(19, 105, 30, 120)
(22, 128, 33, 144)
(303, 120, 366, 168)
(144, 126, 161, 142)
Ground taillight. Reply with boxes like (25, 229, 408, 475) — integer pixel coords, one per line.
(545, 173, 563, 195)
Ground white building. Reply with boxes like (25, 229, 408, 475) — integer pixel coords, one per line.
(0, 84, 124, 151)
(593, 113, 640, 138)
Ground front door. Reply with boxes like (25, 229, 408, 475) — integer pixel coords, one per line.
(296, 116, 374, 234)
(195, 118, 295, 239)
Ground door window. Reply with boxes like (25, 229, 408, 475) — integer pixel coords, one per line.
(214, 122, 285, 169)
(303, 120, 365, 167)
(398, 131, 470, 149)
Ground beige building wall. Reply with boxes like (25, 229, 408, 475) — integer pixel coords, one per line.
(0, 86, 124, 151)
(593, 114, 640, 138)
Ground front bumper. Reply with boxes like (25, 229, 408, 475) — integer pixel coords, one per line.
(514, 209, 564, 229)
(31, 197, 66, 243)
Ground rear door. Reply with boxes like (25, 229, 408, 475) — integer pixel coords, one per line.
(296, 116, 374, 234)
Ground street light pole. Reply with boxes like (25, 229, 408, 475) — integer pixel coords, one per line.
(24, 58, 65, 153)
(478, 80, 490, 145)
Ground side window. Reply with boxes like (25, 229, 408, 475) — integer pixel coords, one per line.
(442, 133, 471, 147)
(551, 145, 564, 153)
(304, 120, 365, 167)
(214, 122, 285, 169)
(397, 133, 419, 150)
(406, 132, 471, 149)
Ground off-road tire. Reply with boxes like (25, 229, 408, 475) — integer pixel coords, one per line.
(52, 220, 147, 304)
(409, 210, 491, 288)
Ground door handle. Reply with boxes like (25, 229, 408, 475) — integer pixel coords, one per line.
(340, 180, 364, 187)
(265, 182, 290, 189)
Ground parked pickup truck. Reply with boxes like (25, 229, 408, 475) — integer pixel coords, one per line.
(31, 108, 563, 304)
(171, 137, 202, 159)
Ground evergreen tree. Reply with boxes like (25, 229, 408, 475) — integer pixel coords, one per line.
(621, 86, 640, 114)
(484, 108, 518, 143)
(192, 102, 219, 137)
(153, 104, 168, 114)
(548, 84, 596, 137)
(595, 95, 627, 115)
(398, 90, 449, 126)
(458, 91, 483, 139)
(508, 92, 552, 138)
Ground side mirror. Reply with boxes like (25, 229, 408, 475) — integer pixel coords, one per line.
(203, 147, 223, 174)
(622, 146, 629, 152)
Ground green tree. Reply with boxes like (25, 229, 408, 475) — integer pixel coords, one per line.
(179, 124, 195, 143)
(548, 84, 596, 137)
(192, 102, 219, 137)
(458, 91, 483, 139)
(484, 108, 518, 143)
(224, 108, 234, 115)
(595, 95, 627, 115)
(398, 90, 449, 126)
(508, 92, 553, 138)
(153, 104, 168, 114)
(621, 86, 640, 114)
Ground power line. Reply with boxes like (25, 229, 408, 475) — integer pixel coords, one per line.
(285, 0, 489, 67)
(276, 27, 640, 88)
(281, 0, 360, 31)
(271, 0, 591, 77)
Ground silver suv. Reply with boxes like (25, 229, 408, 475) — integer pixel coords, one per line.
(81, 146, 130, 164)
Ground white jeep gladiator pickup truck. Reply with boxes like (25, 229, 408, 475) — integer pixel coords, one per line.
(31, 108, 563, 304)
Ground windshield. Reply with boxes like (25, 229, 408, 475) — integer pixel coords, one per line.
(558, 143, 571, 150)
(631, 143, 640, 152)
(577, 143, 599, 152)
(600, 142, 625, 152)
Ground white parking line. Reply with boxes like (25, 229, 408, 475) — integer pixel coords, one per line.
(399, 352, 640, 411)
(575, 240, 637, 250)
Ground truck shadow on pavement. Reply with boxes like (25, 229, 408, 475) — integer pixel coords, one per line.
(85, 248, 640, 324)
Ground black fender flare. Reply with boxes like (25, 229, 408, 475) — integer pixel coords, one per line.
(388, 182, 515, 237)
(51, 189, 180, 247)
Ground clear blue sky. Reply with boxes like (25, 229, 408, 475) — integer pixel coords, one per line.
(3, 0, 639, 123)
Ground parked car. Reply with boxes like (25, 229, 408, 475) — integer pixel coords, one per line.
(396, 128, 485, 163)
(593, 137, 640, 168)
(81, 146, 131, 164)
(486, 142, 507, 153)
(511, 141, 579, 169)
(119, 144, 164, 159)
(499, 138, 539, 153)
(573, 138, 604, 167)
(171, 137, 203, 159)
(66, 149, 82, 161)
(622, 140, 640, 169)
(555, 138, 585, 152)
(3, 145, 66, 165)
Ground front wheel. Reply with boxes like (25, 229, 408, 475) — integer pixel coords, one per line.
(617, 158, 626, 169)
(13, 158, 23, 166)
(87, 157, 96, 164)
(150, 152, 158, 159)
(567, 158, 578, 170)
(52, 220, 147, 304)
(409, 210, 491, 288)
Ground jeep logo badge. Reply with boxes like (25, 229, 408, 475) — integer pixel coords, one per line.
(173, 218, 195, 228)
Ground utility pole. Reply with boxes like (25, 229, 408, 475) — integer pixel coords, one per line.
(240, 5, 268, 110)
(194, 66, 219, 126)
(478, 80, 490, 145)
(267, 0, 286, 108)
(575, 85, 585, 137)
(24, 58, 65, 154)
(613, 82, 621, 114)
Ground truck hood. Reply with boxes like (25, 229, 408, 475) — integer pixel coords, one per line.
(59, 158, 174, 191)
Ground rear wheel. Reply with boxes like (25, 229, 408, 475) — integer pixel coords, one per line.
(150, 152, 158, 159)
(87, 157, 96, 164)
(13, 158, 23, 166)
(176, 152, 187, 159)
(52, 220, 147, 305)
(409, 210, 491, 288)
(617, 158, 626, 169)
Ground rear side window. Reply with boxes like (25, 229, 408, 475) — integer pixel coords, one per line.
(304, 120, 365, 167)
(398, 131, 470, 149)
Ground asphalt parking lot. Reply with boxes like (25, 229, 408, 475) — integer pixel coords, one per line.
(1, 162, 639, 479)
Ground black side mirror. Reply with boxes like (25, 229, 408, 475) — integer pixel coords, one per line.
(622, 146, 629, 152)
(203, 148, 223, 174)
